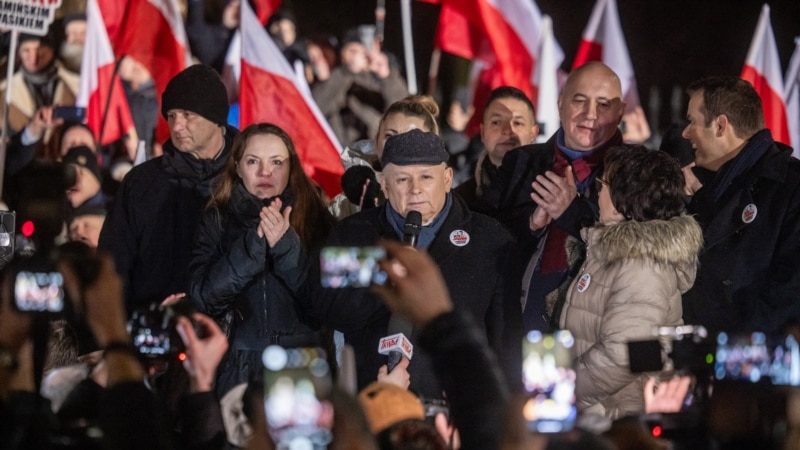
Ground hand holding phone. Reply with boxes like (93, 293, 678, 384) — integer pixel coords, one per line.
(522, 330, 577, 433)
(53, 106, 86, 123)
(262, 346, 334, 449)
(320, 246, 387, 288)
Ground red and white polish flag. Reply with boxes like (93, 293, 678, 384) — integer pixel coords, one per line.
(572, 0, 650, 142)
(434, 0, 564, 137)
(76, 0, 134, 146)
(100, 0, 192, 144)
(741, 4, 791, 147)
(782, 37, 800, 156)
(239, 0, 344, 197)
(573, 0, 637, 107)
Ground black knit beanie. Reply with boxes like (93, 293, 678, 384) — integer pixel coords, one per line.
(161, 64, 229, 126)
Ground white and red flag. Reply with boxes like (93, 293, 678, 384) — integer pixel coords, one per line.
(77, 0, 135, 146)
(433, 0, 564, 136)
(99, 0, 192, 143)
(239, 0, 344, 197)
(534, 15, 560, 142)
(785, 37, 800, 156)
(573, 0, 650, 142)
(741, 4, 791, 147)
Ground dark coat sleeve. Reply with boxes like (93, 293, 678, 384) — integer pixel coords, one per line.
(189, 208, 310, 318)
(418, 310, 510, 450)
(176, 392, 226, 450)
(188, 208, 267, 317)
(98, 171, 140, 310)
(98, 382, 172, 450)
(4, 130, 37, 176)
(302, 222, 388, 332)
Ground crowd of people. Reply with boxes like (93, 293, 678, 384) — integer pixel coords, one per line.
(2, 1, 800, 449)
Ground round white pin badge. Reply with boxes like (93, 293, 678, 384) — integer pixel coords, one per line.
(449, 230, 470, 247)
(741, 204, 757, 224)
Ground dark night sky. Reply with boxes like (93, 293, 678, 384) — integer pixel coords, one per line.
(288, 0, 800, 132)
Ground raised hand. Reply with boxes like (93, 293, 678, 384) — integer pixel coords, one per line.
(530, 166, 578, 221)
(258, 198, 292, 248)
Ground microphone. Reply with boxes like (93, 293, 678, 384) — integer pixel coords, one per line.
(378, 333, 413, 372)
(342, 166, 381, 210)
(403, 211, 422, 248)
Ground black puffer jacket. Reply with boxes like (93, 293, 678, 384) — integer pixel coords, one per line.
(99, 126, 239, 313)
(189, 183, 320, 396)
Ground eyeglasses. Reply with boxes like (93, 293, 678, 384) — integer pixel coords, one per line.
(595, 177, 609, 191)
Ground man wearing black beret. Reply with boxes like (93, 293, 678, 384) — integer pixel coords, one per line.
(99, 64, 239, 314)
(306, 129, 522, 401)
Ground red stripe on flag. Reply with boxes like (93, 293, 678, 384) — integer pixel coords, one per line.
(742, 65, 792, 146)
(252, 0, 282, 25)
(87, 63, 134, 145)
(572, 39, 603, 70)
(240, 61, 343, 196)
(107, 0, 189, 144)
(435, 4, 480, 60)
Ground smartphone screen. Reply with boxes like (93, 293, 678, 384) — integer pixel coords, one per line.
(319, 246, 387, 288)
(714, 332, 800, 385)
(263, 346, 333, 449)
(14, 270, 65, 313)
(131, 326, 172, 356)
(522, 330, 577, 433)
(53, 106, 87, 123)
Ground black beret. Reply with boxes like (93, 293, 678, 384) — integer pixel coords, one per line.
(161, 64, 229, 127)
(63, 146, 101, 183)
(381, 129, 448, 167)
(72, 204, 106, 219)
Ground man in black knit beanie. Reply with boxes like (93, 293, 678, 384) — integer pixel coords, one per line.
(99, 64, 240, 314)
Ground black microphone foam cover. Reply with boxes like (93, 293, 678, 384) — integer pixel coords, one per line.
(403, 210, 422, 237)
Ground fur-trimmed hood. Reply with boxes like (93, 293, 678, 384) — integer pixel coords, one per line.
(582, 214, 703, 268)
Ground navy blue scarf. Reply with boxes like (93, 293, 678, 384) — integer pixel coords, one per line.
(385, 193, 453, 249)
(709, 129, 773, 203)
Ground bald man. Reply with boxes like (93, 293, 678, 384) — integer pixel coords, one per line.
(478, 62, 626, 332)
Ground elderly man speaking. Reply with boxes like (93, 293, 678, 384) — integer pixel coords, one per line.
(306, 129, 520, 400)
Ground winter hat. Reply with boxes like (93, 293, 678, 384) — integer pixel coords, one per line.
(18, 31, 56, 50)
(381, 129, 449, 167)
(358, 382, 425, 434)
(63, 146, 101, 183)
(161, 64, 229, 126)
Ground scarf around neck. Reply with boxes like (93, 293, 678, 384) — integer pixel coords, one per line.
(386, 193, 453, 250)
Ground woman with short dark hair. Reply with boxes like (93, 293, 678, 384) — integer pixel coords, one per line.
(557, 144, 703, 418)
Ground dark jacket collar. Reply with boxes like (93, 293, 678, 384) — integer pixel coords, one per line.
(161, 125, 238, 181)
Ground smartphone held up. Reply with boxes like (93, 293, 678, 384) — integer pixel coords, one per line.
(262, 346, 334, 449)
(522, 330, 577, 433)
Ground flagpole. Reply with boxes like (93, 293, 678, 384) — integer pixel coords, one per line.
(98, 57, 125, 146)
(0, 30, 19, 200)
(426, 48, 440, 97)
(400, 0, 418, 95)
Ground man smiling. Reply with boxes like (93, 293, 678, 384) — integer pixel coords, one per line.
(680, 76, 800, 333)
(478, 62, 625, 332)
